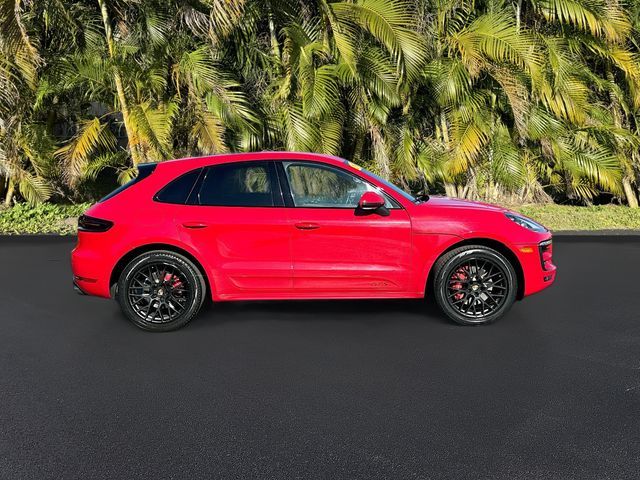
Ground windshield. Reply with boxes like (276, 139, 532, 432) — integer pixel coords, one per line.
(360, 167, 417, 203)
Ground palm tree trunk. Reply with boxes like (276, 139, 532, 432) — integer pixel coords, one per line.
(97, 0, 143, 166)
(4, 182, 15, 206)
(444, 183, 457, 197)
(266, 6, 280, 61)
(439, 113, 449, 145)
(515, 0, 523, 32)
(623, 177, 639, 208)
(440, 113, 458, 197)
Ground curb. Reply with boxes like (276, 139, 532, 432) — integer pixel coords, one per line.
(552, 230, 640, 241)
(553, 229, 640, 235)
(0, 234, 75, 243)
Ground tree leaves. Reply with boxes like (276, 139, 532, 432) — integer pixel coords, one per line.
(55, 118, 117, 185)
(3, 0, 640, 206)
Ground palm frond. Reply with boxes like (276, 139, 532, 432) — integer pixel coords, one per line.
(535, 0, 630, 42)
(129, 100, 179, 160)
(450, 12, 542, 79)
(190, 108, 227, 154)
(489, 124, 527, 190)
(330, 0, 426, 80)
(82, 152, 128, 181)
(17, 171, 52, 205)
(55, 118, 117, 184)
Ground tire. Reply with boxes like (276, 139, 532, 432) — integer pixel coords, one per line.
(433, 245, 517, 326)
(116, 250, 206, 332)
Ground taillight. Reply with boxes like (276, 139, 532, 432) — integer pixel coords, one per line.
(78, 215, 113, 232)
(539, 240, 553, 271)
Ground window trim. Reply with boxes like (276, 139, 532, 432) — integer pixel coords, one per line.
(276, 160, 402, 210)
(193, 160, 282, 208)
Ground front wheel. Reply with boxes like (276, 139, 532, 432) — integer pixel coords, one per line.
(433, 245, 517, 326)
(116, 250, 206, 332)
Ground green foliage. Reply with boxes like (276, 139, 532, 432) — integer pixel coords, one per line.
(516, 204, 640, 230)
(1, 202, 636, 234)
(0, 203, 89, 234)
(1, 0, 640, 208)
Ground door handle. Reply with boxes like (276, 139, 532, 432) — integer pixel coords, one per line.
(295, 222, 320, 230)
(182, 222, 209, 229)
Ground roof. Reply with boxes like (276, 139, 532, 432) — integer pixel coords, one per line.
(158, 151, 348, 169)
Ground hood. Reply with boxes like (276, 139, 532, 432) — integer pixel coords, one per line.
(420, 196, 508, 213)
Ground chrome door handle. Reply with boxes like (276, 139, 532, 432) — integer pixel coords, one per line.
(295, 222, 320, 230)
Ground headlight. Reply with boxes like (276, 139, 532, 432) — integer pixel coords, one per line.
(505, 213, 547, 233)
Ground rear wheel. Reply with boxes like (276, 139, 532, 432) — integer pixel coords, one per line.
(433, 245, 517, 325)
(116, 250, 206, 332)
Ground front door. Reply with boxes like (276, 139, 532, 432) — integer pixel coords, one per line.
(279, 161, 412, 296)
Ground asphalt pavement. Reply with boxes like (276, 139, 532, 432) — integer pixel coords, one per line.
(0, 236, 639, 479)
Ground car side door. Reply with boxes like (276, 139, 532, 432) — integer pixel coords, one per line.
(277, 161, 413, 296)
(175, 161, 293, 298)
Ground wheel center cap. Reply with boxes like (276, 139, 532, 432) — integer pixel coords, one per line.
(157, 288, 164, 297)
(471, 284, 479, 292)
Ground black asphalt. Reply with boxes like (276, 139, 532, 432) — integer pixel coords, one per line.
(1, 237, 639, 479)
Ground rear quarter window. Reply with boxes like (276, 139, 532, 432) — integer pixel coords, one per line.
(99, 163, 157, 203)
(154, 168, 202, 204)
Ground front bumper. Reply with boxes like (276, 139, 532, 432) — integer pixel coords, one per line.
(515, 238, 556, 297)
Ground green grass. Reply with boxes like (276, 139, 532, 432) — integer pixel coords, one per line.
(515, 205, 640, 231)
(0, 202, 639, 234)
(0, 203, 90, 235)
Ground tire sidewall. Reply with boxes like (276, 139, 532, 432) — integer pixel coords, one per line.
(435, 247, 517, 325)
(117, 251, 205, 332)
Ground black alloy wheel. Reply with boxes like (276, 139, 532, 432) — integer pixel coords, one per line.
(433, 245, 517, 325)
(117, 251, 206, 331)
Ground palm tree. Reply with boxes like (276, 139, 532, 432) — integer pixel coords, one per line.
(407, 0, 639, 205)
(52, 0, 260, 184)
(0, 0, 53, 205)
(224, 0, 426, 176)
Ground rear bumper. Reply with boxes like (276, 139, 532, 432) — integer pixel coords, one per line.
(73, 280, 87, 295)
(71, 234, 114, 298)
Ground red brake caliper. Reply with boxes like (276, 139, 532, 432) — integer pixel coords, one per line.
(450, 267, 468, 300)
(164, 273, 183, 293)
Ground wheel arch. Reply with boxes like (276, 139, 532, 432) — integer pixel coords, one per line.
(425, 238, 525, 300)
(109, 243, 213, 299)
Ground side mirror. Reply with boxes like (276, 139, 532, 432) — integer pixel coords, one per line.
(357, 191, 387, 215)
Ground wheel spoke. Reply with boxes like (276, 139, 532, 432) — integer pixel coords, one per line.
(483, 271, 503, 281)
(130, 296, 148, 306)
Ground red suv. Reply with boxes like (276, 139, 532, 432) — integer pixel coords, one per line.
(71, 152, 556, 331)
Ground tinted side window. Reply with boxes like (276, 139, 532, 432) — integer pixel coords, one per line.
(197, 163, 274, 207)
(283, 162, 394, 208)
(100, 163, 157, 203)
(155, 168, 202, 204)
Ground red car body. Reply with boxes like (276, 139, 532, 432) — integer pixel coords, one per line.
(72, 152, 555, 309)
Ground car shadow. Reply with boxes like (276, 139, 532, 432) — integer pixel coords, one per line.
(190, 296, 449, 329)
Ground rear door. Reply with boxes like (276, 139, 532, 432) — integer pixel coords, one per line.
(278, 161, 412, 296)
(175, 161, 293, 297)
